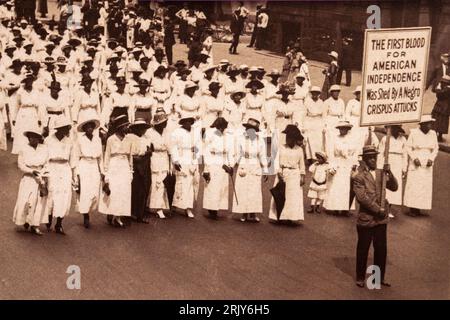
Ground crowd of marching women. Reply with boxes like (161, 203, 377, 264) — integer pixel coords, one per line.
(0, 1, 440, 236)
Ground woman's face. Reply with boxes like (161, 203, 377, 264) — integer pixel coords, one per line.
(355, 92, 361, 101)
(286, 136, 296, 148)
(331, 91, 340, 99)
(50, 88, 59, 97)
(339, 127, 350, 136)
(84, 122, 96, 136)
(117, 83, 125, 92)
(251, 85, 258, 94)
(420, 122, 432, 133)
(28, 135, 40, 148)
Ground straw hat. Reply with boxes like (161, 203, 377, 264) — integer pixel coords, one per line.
(130, 118, 151, 131)
(53, 116, 72, 130)
(329, 84, 341, 92)
(310, 86, 321, 93)
(353, 85, 362, 94)
(335, 120, 353, 129)
(77, 118, 100, 132)
(23, 126, 43, 139)
(243, 118, 260, 132)
(419, 114, 435, 124)
(184, 81, 198, 90)
(267, 69, 281, 77)
(360, 145, 379, 157)
(328, 51, 339, 59)
(151, 108, 168, 125)
(315, 151, 327, 161)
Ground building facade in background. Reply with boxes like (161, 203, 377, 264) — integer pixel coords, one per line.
(265, 0, 450, 73)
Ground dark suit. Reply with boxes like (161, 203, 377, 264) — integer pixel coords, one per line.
(427, 64, 449, 91)
(229, 14, 240, 54)
(352, 162, 398, 282)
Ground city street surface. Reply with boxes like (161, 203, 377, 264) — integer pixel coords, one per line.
(1, 40, 450, 300)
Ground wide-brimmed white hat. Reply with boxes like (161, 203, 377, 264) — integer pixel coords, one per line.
(353, 85, 362, 94)
(310, 86, 321, 93)
(54, 116, 72, 130)
(77, 118, 100, 132)
(328, 51, 339, 59)
(335, 120, 353, 129)
(184, 81, 198, 90)
(419, 114, 435, 124)
(23, 126, 43, 139)
(329, 84, 341, 92)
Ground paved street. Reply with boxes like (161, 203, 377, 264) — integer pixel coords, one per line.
(1, 36, 450, 300)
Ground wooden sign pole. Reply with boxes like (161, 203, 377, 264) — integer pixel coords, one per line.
(380, 126, 391, 208)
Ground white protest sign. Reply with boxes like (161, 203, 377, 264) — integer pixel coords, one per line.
(360, 27, 431, 126)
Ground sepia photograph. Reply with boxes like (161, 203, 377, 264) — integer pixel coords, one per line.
(0, 0, 449, 305)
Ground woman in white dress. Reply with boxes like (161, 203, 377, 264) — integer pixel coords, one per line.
(404, 115, 439, 216)
(146, 108, 171, 219)
(303, 86, 326, 161)
(377, 125, 407, 218)
(269, 125, 306, 223)
(102, 115, 133, 227)
(233, 118, 269, 222)
(73, 118, 103, 229)
(44, 116, 74, 235)
(202, 117, 234, 219)
(11, 73, 44, 154)
(323, 84, 345, 138)
(170, 116, 202, 218)
(12, 127, 48, 235)
(324, 120, 358, 216)
(244, 80, 265, 123)
(0, 90, 8, 151)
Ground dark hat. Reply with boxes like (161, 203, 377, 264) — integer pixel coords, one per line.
(43, 57, 55, 65)
(79, 76, 95, 85)
(174, 60, 187, 67)
(140, 56, 151, 62)
(282, 124, 303, 142)
(245, 79, 264, 90)
(208, 81, 221, 90)
(49, 81, 61, 91)
(243, 118, 260, 132)
(134, 78, 150, 87)
(360, 145, 379, 157)
(154, 48, 165, 56)
(210, 117, 228, 129)
(67, 38, 82, 47)
(276, 84, 294, 95)
(385, 124, 405, 134)
(21, 73, 36, 83)
(154, 65, 168, 76)
(115, 76, 128, 85)
(10, 59, 22, 68)
(226, 66, 240, 76)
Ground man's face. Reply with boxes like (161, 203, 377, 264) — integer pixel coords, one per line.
(364, 155, 377, 170)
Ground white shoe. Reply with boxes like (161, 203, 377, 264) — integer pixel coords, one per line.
(186, 209, 194, 218)
(388, 213, 395, 219)
(156, 210, 166, 219)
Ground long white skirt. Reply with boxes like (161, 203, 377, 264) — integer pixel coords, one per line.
(101, 156, 132, 216)
(172, 166, 199, 210)
(77, 158, 101, 214)
(46, 162, 72, 218)
(232, 172, 263, 214)
(0, 111, 6, 151)
(12, 107, 41, 154)
(404, 166, 433, 210)
(148, 170, 170, 210)
(324, 164, 352, 211)
(304, 116, 325, 159)
(203, 165, 229, 211)
(12, 175, 48, 226)
(269, 169, 304, 221)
